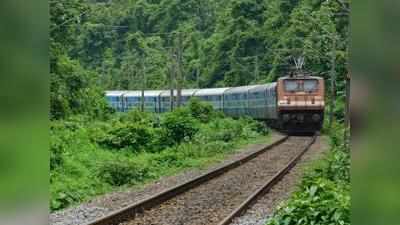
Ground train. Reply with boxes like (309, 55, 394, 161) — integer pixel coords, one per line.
(106, 75, 325, 132)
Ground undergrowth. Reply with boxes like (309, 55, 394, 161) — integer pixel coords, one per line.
(266, 123, 350, 225)
(50, 99, 269, 211)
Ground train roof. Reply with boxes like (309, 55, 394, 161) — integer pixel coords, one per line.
(105, 91, 127, 96)
(124, 91, 141, 97)
(144, 90, 165, 97)
(224, 85, 260, 94)
(181, 89, 199, 96)
(194, 87, 230, 96)
(249, 83, 277, 92)
(160, 89, 199, 97)
(160, 90, 175, 97)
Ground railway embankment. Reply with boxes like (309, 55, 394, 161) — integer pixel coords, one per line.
(263, 124, 350, 225)
(50, 100, 274, 224)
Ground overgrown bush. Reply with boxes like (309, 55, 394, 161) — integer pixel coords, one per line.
(268, 178, 350, 225)
(50, 106, 269, 211)
(241, 117, 270, 135)
(151, 148, 184, 168)
(187, 98, 215, 123)
(119, 109, 158, 126)
(98, 159, 153, 186)
(159, 108, 200, 145)
(51, 173, 98, 211)
(195, 117, 268, 143)
(97, 123, 154, 151)
(329, 122, 346, 148)
(195, 118, 244, 143)
(50, 121, 79, 170)
(50, 136, 65, 170)
(311, 147, 350, 184)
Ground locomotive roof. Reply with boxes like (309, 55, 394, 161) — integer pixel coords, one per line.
(279, 75, 323, 80)
(194, 87, 230, 96)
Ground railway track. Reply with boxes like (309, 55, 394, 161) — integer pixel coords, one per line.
(85, 135, 316, 225)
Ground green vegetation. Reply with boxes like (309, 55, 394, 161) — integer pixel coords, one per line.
(50, 100, 269, 211)
(266, 124, 350, 225)
(50, 0, 349, 120)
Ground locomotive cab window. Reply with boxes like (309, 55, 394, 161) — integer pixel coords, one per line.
(304, 80, 318, 92)
(284, 80, 299, 92)
(284, 79, 318, 92)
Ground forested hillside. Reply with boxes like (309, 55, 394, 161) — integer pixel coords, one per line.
(50, 0, 349, 120)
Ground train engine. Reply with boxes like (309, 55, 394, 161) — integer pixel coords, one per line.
(277, 75, 325, 132)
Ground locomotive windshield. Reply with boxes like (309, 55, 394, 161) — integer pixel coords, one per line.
(304, 80, 318, 92)
(284, 79, 318, 92)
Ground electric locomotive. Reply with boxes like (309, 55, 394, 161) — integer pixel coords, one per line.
(277, 75, 325, 132)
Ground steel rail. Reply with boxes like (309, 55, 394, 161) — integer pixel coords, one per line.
(217, 134, 317, 225)
(85, 136, 289, 225)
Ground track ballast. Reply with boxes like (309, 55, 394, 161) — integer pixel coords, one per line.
(86, 135, 316, 225)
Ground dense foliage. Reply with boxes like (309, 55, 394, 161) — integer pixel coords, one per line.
(50, 0, 349, 120)
(267, 124, 350, 225)
(50, 101, 269, 210)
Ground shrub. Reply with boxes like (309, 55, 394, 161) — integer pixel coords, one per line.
(240, 117, 269, 135)
(51, 175, 84, 210)
(268, 178, 350, 225)
(50, 121, 78, 170)
(87, 121, 113, 144)
(329, 122, 345, 148)
(50, 108, 270, 211)
(119, 109, 157, 126)
(98, 159, 153, 186)
(187, 98, 215, 123)
(194, 117, 266, 144)
(309, 147, 350, 184)
(196, 118, 243, 143)
(97, 123, 154, 151)
(159, 108, 199, 145)
(50, 136, 66, 170)
(151, 148, 183, 168)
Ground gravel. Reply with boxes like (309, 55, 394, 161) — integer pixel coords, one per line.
(230, 135, 329, 225)
(50, 133, 283, 225)
(121, 136, 312, 225)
